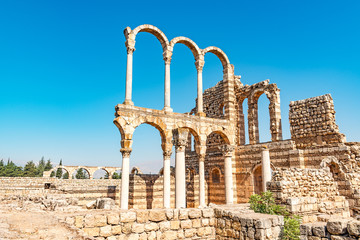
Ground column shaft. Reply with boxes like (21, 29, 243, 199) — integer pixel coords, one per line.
(120, 152, 130, 209)
(197, 70, 203, 114)
(124, 51, 134, 105)
(261, 148, 271, 192)
(224, 155, 234, 204)
(164, 63, 171, 111)
(199, 159, 205, 207)
(163, 156, 171, 208)
(175, 149, 186, 208)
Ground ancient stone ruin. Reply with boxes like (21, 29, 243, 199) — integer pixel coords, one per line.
(1, 24, 360, 239)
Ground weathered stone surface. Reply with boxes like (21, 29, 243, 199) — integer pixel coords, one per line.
(120, 211, 137, 223)
(148, 209, 166, 222)
(96, 198, 115, 210)
(347, 220, 360, 236)
(327, 218, 350, 235)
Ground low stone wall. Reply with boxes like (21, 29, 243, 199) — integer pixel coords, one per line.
(214, 205, 283, 240)
(300, 217, 360, 239)
(62, 205, 284, 240)
(64, 208, 216, 240)
(267, 168, 350, 222)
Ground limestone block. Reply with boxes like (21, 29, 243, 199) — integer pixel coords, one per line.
(120, 211, 137, 223)
(170, 220, 180, 230)
(65, 217, 75, 225)
(75, 216, 84, 228)
(83, 227, 100, 237)
(144, 222, 159, 232)
(180, 219, 192, 229)
(162, 230, 178, 240)
(111, 225, 122, 235)
(159, 221, 170, 231)
(136, 210, 149, 223)
(86, 200, 96, 209)
(311, 222, 327, 237)
(94, 214, 107, 227)
(107, 213, 120, 225)
(347, 220, 360, 236)
(148, 231, 156, 240)
(202, 208, 214, 218)
(149, 209, 166, 222)
(184, 228, 196, 238)
(99, 225, 112, 237)
(166, 209, 174, 220)
(122, 223, 132, 234)
(327, 218, 350, 235)
(139, 232, 147, 240)
(179, 209, 189, 220)
(132, 223, 145, 233)
(192, 218, 201, 228)
(188, 209, 202, 219)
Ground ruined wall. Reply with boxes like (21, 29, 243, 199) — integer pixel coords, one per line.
(289, 94, 346, 148)
(267, 168, 350, 222)
(62, 205, 284, 240)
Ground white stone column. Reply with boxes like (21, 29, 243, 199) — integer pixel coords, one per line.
(173, 129, 189, 208)
(163, 150, 172, 208)
(261, 146, 271, 192)
(195, 57, 205, 116)
(163, 50, 172, 112)
(220, 145, 235, 205)
(124, 46, 135, 106)
(120, 148, 131, 209)
(198, 154, 206, 207)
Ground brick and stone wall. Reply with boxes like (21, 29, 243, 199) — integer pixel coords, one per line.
(62, 205, 284, 240)
(267, 168, 350, 222)
(289, 94, 346, 148)
(300, 217, 360, 240)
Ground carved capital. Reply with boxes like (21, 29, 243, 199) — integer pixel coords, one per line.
(125, 39, 136, 54)
(198, 153, 206, 162)
(163, 50, 172, 65)
(163, 150, 172, 159)
(120, 148, 132, 158)
(172, 138, 188, 152)
(219, 144, 235, 157)
(195, 59, 205, 72)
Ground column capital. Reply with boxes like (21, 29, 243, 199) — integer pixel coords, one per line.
(219, 144, 235, 157)
(163, 50, 172, 65)
(198, 153, 206, 162)
(120, 148, 132, 158)
(195, 59, 205, 72)
(125, 39, 136, 54)
(172, 128, 189, 153)
(163, 150, 172, 159)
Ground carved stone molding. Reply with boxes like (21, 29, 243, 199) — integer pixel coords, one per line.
(163, 150, 172, 159)
(219, 144, 235, 157)
(120, 148, 132, 158)
(172, 138, 188, 152)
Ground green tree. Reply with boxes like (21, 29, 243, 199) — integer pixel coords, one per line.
(75, 168, 88, 179)
(55, 159, 63, 178)
(36, 157, 46, 177)
(112, 172, 121, 179)
(3, 160, 22, 177)
(50, 171, 55, 177)
(0, 159, 4, 176)
(63, 171, 69, 179)
(23, 161, 38, 177)
(44, 159, 52, 171)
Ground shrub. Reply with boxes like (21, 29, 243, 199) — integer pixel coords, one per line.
(249, 191, 301, 240)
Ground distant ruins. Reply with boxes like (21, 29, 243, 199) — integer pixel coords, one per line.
(2, 24, 360, 240)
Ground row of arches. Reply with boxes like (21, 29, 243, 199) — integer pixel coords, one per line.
(123, 24, 234, 116)
(44, 166, 121, 179)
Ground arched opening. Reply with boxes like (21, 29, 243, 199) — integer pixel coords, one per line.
(72, 168, 90, 179)
(132, 32, 165, 110)
(253, 165, 263, 195)
(186, 168, 196, 208)
(258, 94, 271, 143)
(239, 98, 249, 145)
(203, 52, 224, 91)
(206, 132, 227, 205)
(211, 168, 221, 183)
(171, 43, 198, 113)
(93, 168, 109, 179)
(50, 167, 69, 179)
(130, 123, 170, 209)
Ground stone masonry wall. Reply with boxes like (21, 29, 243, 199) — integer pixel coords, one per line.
(62, 205, 284, 240)
(267, 168, 350, 223)
(289, 94, 346, 148)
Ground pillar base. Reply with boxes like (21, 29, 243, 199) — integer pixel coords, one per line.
(196, 112, 206, 117)
(123, 99, 134, 106)
(163, 107, 173, 113)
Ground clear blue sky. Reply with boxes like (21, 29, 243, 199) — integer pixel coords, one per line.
(1, 0, 359, 173)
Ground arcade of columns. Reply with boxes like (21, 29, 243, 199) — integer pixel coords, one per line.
(115, 24, 275, 210)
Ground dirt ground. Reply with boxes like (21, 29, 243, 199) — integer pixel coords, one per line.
(0, 198, 90, 240)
